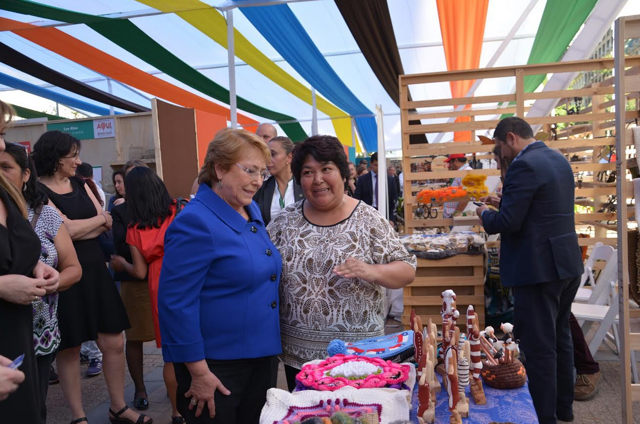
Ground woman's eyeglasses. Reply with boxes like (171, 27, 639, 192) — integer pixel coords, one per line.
(235, 163, 269, 181)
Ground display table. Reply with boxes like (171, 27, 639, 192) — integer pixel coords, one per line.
(420, 374, 538, 424)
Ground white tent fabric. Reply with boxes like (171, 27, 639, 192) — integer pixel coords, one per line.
(0, 0, 639, 150)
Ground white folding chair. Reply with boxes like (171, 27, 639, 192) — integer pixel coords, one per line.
(571, 261, 639, 383)
(574, 242, 615, 303)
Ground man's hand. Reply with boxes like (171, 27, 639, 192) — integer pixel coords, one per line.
(476, 205, 488, 224)
(480, 194, 501, 209)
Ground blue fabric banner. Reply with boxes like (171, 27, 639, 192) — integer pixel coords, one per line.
(0, 71, 118, 116)
(239, 4, 378, 152)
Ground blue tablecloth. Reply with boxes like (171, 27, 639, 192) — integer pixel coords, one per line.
(411, 374, 539, 424)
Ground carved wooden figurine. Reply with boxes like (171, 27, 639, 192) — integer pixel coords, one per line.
(467, 305, 486, 404)
(444, 329, 462, 424)
(441, 289, 460, 357)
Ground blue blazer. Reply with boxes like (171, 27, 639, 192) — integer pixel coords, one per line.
(158, 183, 283, 363)
(482, 142, 583, 287)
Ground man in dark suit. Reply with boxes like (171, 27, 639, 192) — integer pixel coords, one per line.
(477, 117, 583, 424)
(354, 152, 398, 222)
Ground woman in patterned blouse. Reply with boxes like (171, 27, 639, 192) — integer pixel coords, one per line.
(0, 142, 81, 423)
(267, 135, 417, 391)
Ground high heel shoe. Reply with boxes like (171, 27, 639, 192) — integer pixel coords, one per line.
(108, 405, 153, 424)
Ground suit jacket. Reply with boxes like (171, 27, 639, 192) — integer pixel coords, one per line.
(158, 183, 282, 362)
(354, 171, 399, 221)
(253, 176, 304, 226)
(482, 142, 583, 287)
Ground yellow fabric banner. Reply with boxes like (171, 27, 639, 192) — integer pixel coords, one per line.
(139, 0, 357, 147)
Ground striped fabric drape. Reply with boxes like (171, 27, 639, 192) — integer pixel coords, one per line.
(138, 0, 358, 147)
(436, 0, 490, 142)
(0, 41, 149, 113)
(334, 0, 427, 145)
(0, 0, 307, 140)
(0, 17, 257, 127)
(239, 4, 378, 152)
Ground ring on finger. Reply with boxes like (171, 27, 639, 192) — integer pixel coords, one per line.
(190, 398, 198, 406)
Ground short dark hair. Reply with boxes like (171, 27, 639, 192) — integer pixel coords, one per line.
(32, 130, 81, 177)
(76, 162, 93, 178)
(125, 166, 173, 230)
(370, 152, 378, 164)
(291, 135, 350, 184)
(3, 142, 48, 209)
(493, 117, 534, 143)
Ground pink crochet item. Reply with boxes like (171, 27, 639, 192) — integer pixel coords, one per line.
(296, 354, 411, 391)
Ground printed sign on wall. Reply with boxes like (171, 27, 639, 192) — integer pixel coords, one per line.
(94, 119, 115, 139)
(47, 120, 94, 140)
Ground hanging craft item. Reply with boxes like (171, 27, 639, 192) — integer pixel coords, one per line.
(416, 186, 467, 204)
(461, 174, 489, 199)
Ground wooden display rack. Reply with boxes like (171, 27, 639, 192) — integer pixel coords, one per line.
(402, 255, 485, 329)
(614, 14, 640, 423)
(399, 55, 640, 333)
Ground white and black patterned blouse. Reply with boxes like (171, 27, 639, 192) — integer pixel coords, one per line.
(29, 205, 63, 356)
(267, 200, 417, 369)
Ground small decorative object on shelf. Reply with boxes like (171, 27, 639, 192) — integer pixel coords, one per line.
(466, 305, 486, 405)
(477, 322, 526, 389)
(461, 174, 488, 199)
(326, 331, 415, 363)
(295, 355, 412, 392)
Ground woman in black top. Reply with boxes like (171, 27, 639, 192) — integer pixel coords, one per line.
(0, 101, 59, 424)
(33, 131, 151, 424)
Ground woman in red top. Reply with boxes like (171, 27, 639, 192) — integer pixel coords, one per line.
(110, 167, 183, 424)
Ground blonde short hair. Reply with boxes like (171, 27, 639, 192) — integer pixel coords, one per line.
(198, 129, 271, 186)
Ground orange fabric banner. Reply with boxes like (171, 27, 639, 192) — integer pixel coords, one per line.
(195, 110, 227, 168)
(0, 17, 257, 126)
(436, 0, 489, 142)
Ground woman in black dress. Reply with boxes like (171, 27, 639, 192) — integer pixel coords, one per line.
(0, 101, 59, 423)
(32, 131, 151, 424)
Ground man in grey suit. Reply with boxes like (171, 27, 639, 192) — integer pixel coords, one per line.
(477, 117, 583, 424)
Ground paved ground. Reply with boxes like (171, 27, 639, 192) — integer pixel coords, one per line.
(46, 321, 640, 424)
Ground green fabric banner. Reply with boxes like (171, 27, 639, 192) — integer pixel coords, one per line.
(11, 104, 64, 121)
(1, 0, 307, 141)
(524, 0, 599, 93)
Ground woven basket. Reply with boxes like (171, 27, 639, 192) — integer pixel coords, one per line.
(480, 359, 526, 389)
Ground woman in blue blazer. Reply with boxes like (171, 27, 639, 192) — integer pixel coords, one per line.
(158, 129, 282, 424)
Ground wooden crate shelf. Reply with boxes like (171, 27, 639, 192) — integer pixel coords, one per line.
(403, 254, 485, 331)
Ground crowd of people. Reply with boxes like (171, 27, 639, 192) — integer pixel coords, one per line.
(0, 98, 599, 424)
(0, 101, 417, 424)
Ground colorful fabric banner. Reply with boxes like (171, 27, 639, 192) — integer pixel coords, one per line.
(11, 104, 63, 121)
(436, 0, 489, 142)
(334, 0, 427, 145)
(239, 4, 378, 152)
(0, 16, 256, 126)
(0, 0, 307, 141)
(0, 41, 148, 113)
(138, 0, 355, 147)
(524, 0, 599, 93)
(0, 71, 117, 116)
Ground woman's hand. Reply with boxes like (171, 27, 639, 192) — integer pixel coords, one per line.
(0, 355, 25, 401)
(333, 257, 376, 282)
(101, 211, 113, 230)
(0, 275, 47, 304)
(33, 261, 60, 295)
(185, 370, 231, 418)
(113, 198, 125, 206)
(110, 255, 127, 273)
